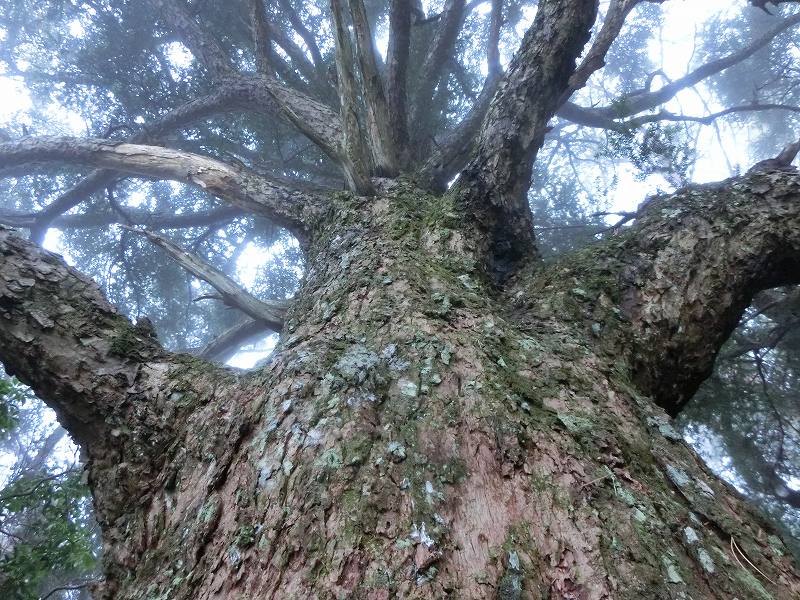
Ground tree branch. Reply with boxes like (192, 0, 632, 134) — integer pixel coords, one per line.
(559, 11, 800, 127)
(125, 227, 288, 330)
(417, 71, 502, 191)
(386, 0, 412, 166)
(409, 0, 466, 152)
(455, 0, 598, 282)
(250, 0, 272, 75)
(563, 0, 642, 102)
(329, 0, 375, 194)
(277, 0, 325, 72)
(517, 169, 800, 416)
(24, 82, 279, 244)
(0, 136, 326, 243)
(199, 318, 273, 362)
(147, 0, 235, 79)
(348, 0, 399, 175)
(0, 228, 229, 524)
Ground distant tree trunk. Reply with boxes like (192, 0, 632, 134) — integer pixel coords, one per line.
(1, 170, 799, 599)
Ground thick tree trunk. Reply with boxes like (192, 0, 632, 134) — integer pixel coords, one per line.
(1, 173, 800, 599)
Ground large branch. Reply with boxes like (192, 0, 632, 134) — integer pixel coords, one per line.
(330, 0, 375, 194)
(0, 137, 325, 243)
(455, 0, 598, 281)
(515, 168, 800, 416)
(0, 228, 235, 527)
(385, 0, 412, 166)
(348, 0, 399, 175)
(126, 227, 288, 330)
(25, 81, 282, 243)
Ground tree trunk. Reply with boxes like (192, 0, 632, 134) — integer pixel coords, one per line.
(1, 173, 799, 599)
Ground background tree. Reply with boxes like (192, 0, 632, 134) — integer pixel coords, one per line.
(0, 0, 799, 598)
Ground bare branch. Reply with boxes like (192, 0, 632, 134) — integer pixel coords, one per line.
(125, 227, 288, 330)
(25, 82, 280, 243)
(560, 11, 800, 126)
(199, 319, 273, 362)
(0, 136, 326, 242)
(410, 0, 466, 150)
(417, 72, 502, 191)
(487, 0, 502, 77)
(0, 206, 244, 231)
(349, 0, 399, 175)
(563, 0, 641, 101)
(277, 0, 325, 71)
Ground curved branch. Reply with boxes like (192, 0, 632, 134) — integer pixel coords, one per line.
(0, 228, 235, 527)
(516, 169, 800, 416)
(25, 81, 281, 243)
(125, 227, 288, 330)
(0, 136, 325, 243)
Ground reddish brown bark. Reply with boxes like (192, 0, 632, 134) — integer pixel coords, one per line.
(1, 169, 799, 598)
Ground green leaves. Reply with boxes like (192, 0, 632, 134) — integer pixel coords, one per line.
(0, 376, 31, 440)
(0, 469, 97, 599)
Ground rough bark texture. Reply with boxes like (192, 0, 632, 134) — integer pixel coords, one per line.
(1, 169, 799, 599)
(456, 0, 598, 282)
(3, 2, 800, 598)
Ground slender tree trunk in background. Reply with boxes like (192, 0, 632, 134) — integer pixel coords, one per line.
(1, 171, 799, 599)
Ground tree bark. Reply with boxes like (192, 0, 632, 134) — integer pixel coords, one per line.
(1, 167, 799, 598)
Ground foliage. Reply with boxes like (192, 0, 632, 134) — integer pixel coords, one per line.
(0, 469, 98, 599)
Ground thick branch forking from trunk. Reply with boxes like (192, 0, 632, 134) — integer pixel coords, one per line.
(515, 169, 800, 416)
(456, 0, 598, 282)
(348, 0, 399, 175)
(125, 227, 288, 331)
(386, 0, 412, 166)
(330, 0, 376, 194)
(23, 80, 289, 243)
(0, 136, 325, 243)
